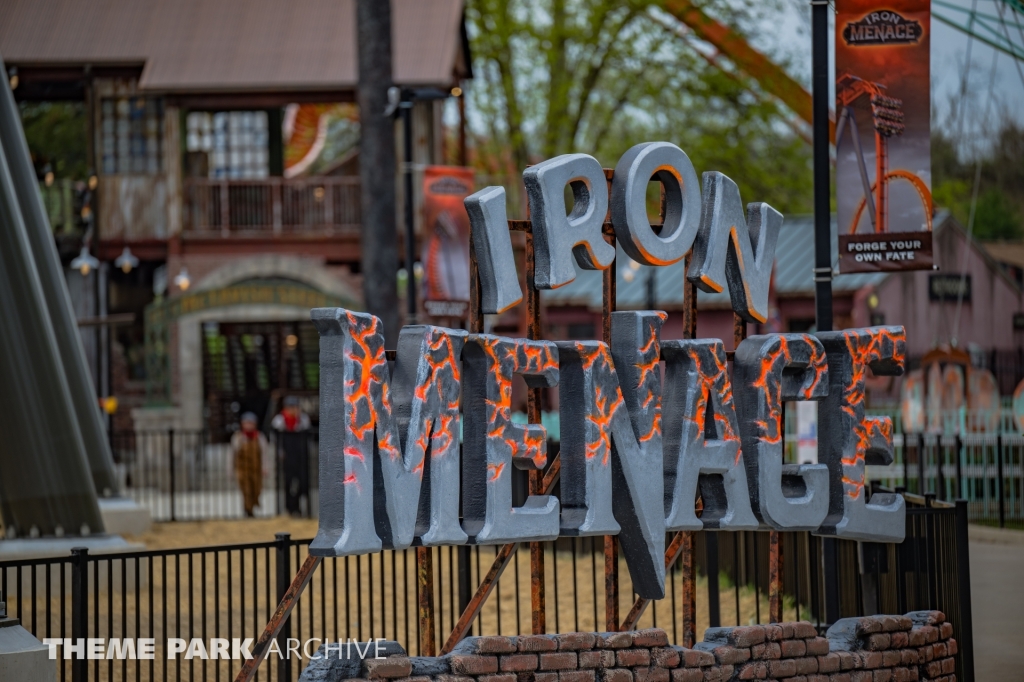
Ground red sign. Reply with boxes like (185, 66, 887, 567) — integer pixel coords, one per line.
(421, 166, 474, 318)
(835, 0, 934, 273)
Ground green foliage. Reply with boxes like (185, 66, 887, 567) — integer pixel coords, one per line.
(932, 121, 1024, 241)
(973, 189, 1021, 241)
(465, 0, 812, 215)
(18, 101, 88, 179)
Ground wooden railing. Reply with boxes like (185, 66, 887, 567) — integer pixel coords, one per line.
(183, 176, 361, 235)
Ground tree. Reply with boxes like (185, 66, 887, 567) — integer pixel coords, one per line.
(464, 0, 812, 215)
(357, 0, 401, 344)
(18, 101, 88, 179)
(932, 120, 1024, 241)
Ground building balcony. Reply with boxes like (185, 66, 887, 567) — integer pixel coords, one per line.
(182, 176, 361, 236)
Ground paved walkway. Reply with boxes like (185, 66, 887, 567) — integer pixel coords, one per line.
(969, 525, 1024, 681)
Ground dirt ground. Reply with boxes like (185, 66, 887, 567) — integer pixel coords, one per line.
(123, 516, 320, 549)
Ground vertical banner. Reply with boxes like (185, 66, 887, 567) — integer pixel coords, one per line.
(836, 1, 934, 273)
(421, 166, 474, 319)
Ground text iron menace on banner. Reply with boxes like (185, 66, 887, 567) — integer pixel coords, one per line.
(835, 0, 935, 273)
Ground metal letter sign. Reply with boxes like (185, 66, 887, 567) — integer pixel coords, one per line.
(734, 335, 831, 531)
(817, 327, 907, 542)
(310, 142, 908, 600)
(465, 186, 523, 314)
(611, 142, 701, 266)
(687, 172, 781, 323)
(558, 312, 667, 599)
(310, 310, 467, 556)
(523, 154, 615, 289)
(462, 336, 560, 544)
(662, 339, 758, 532)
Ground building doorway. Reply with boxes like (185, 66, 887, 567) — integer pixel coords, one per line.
(201, 320, 320, 439)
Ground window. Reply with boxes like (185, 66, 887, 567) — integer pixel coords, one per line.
(186, 111, 268, 179)
(100, 97, 163, 174)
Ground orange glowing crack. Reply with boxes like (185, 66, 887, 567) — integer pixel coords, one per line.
(378, 432, 400, 461)
(635, 355, 659, 391)
(344, 313, 387, 442)
(414, 424, 431, 456)
(749, 338, 790, 446)
(342, 473, 361, 491)
(639, 330, 658, 355)
(521, 344, 543, 373)
(344, 446, 365, 462)
(838, 329, 904, 499)
(639, 411, 661, 443)
(540, 344, 558, 372)
(842, 476, 865, 499)
(586, 386, 622, 465)
(576, 342, 611, 372)
(487, 461, 505, 483)
(431, 414, 455, 454)
(523, 429, 547, 467)
(425, 333, 461, 403)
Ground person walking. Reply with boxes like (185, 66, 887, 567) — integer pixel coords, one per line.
(231, 412, 268, 517)
(272, 396, 311, 516)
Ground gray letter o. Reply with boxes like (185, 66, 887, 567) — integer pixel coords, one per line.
(611, 142, 700, 266)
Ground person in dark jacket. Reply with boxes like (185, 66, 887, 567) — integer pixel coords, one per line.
(272, 396, 311, 516)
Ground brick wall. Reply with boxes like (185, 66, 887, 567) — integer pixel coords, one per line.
(300, 611, 959, 682)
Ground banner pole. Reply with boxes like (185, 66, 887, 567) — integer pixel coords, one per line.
(811, 0, 840, 627)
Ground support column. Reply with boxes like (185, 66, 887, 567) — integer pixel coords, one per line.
(0, 107, 104, 537)
(0, 58, 119, 499)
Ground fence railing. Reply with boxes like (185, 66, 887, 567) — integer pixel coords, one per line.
(1, 490, 974, 681)
(110, 430, 319, 522)
(861, 431, 1024, 528)
(182, 177, 361, 235)
(110, 423, 1024, 531)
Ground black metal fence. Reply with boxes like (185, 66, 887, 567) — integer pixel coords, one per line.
(110, 430, 319, 522)
(1, 490, 974, 682)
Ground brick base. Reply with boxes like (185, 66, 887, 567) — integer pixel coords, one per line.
(300, 611, 958, 682)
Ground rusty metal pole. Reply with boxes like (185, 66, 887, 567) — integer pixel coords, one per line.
(681, 253, 699, 647)
(769, 398, 785, 624)
(525, 232, 547, 634)
(234, 555, 322, 682)
(600, 171, 619, 632)
(417, 546, 437, 655)
(769, 531, 783, 623)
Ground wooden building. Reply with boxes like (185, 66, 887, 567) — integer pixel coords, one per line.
(1, 0, 471, 436)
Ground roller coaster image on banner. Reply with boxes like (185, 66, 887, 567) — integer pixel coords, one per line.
(835, 0, 935, 273)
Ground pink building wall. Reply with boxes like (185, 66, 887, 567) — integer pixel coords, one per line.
(871, 222, 1024, 358)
